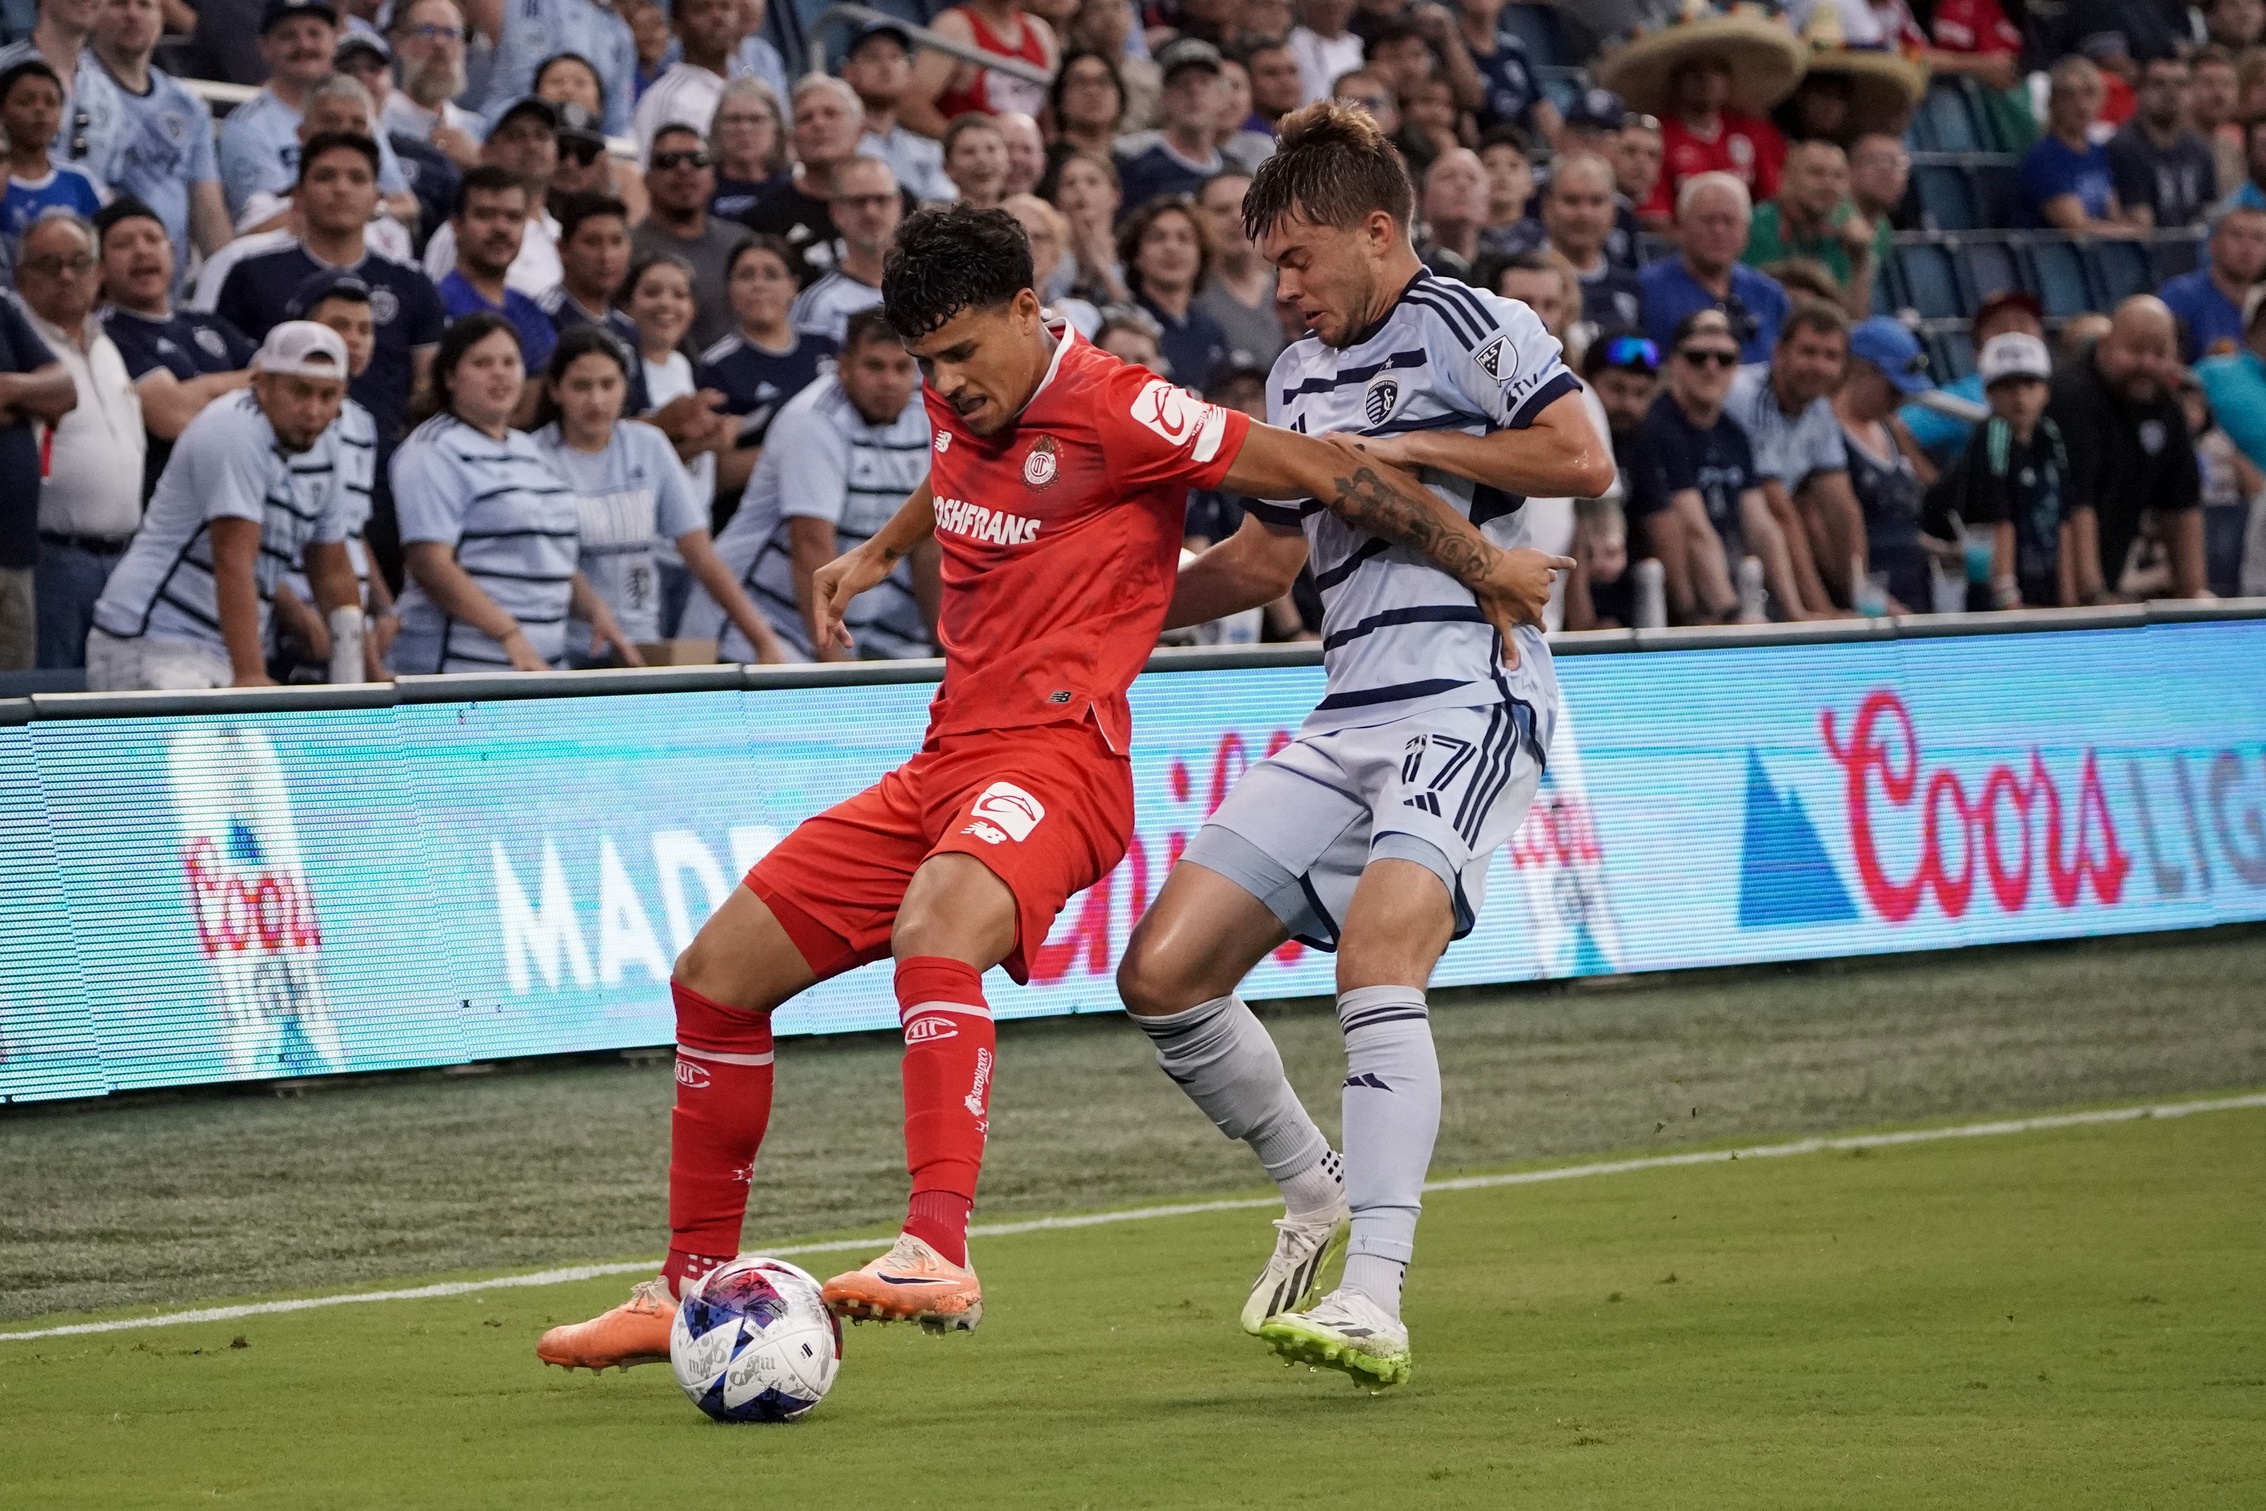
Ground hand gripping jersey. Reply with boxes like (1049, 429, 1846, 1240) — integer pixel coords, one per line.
(1254, 272, 1579, 739)
(922, 319, 1252, 750)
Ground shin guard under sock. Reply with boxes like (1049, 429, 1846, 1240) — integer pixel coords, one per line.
(665, 980, 776, 1297)
(1336, 985, 1440, 1317)
(895, 955, 993, 1266)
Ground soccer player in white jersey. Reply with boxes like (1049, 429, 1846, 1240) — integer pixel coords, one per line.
(1116, 102, 1614, 1387)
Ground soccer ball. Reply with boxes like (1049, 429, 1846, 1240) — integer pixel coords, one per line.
(669, 1256, 842, 1423)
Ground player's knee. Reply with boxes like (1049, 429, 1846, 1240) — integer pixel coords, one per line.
(1115, 925, 1173, 1017)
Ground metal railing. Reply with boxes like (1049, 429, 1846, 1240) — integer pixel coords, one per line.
(8, 597, 2260, 724)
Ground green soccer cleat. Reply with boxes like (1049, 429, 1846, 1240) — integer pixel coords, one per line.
(1257, 1287, 1413, 1388)
(1240, 1205, 1350, 1335)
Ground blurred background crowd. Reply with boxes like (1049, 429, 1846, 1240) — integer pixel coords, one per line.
(0, 0, 2261, 689)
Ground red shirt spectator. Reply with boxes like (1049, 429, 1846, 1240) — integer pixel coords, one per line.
(1643, 112, 1788, 221)
(1930, 0, 2024, 54)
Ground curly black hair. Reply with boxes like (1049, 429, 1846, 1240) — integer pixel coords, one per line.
(881, 205, 1035, 341)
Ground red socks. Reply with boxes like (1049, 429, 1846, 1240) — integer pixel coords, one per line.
(664, 980, 776, 1299)
(895, 956, 993, 1266)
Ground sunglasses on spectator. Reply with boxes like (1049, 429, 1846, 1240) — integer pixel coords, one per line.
(408, 22, 463, 41)
(652, 149, 712, 171)
(1677, 346, 1741, 368)
(1601, 335, 1659, 372)
(835, 191, 896, 210)
(559, 139, 603, 165)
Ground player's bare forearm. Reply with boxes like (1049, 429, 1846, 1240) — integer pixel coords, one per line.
(1164, 516, 1308, 631)
(1329, 392, 1616, 500)
(1224, 424, 1501, 588)
(810, 482, 935, 654)
(304, 541, 360, 619)
(789, 516, 848, 662)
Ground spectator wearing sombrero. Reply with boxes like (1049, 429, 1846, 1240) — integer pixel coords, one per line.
(1597, 8, 1808, 225)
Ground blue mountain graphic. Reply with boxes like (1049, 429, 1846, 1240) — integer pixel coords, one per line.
(1737, 751, 1858, 928)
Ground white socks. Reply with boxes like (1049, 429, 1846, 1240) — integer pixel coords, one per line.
(1335, 985, 1440, 1318)
(1133, 993, 1337, 1208)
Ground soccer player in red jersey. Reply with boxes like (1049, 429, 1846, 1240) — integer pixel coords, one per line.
(535, 205, 1572, 1369)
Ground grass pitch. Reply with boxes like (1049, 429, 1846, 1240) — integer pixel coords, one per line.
(3, 1100, 2262, 1509)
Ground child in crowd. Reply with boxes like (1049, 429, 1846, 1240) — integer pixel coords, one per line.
(1932, 331, 2097, 609)
(1565, 497, 1634, 630)
(0, 59, 104, 274)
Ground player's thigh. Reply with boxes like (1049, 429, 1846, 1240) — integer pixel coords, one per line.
(892, 852, 1020, 970)
(1336, 859, 1456, 992)
(1118, 858, 1290, 1016)
(674, 884, 822, 1013)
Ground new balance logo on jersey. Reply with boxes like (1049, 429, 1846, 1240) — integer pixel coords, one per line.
(935, 495, 1041, 546)
(904, 1014, 959, 1044)
(961, 821, 1009, 845)
(969, 781, 1045, 841)
(1344, 1072, 1392, 1090)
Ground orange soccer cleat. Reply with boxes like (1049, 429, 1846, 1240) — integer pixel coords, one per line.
(821, 1233, 984, 1333)
(535, 1278, 678, 1372)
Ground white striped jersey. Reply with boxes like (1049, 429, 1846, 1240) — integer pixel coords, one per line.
(534, 419, 705, 648)
(788, 270, 884, 344)
(389, 414, 578, 672)
(91, 390, 354, 658)
(278, 398, 379, 611)
(683, 374, 931, 661)
(1256, 271, 1580, 739)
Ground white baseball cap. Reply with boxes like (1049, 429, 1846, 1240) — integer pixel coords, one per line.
(254, 320, 349, 381)
(1977, 331, 2051, 387)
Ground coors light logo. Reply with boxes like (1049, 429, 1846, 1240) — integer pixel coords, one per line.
(169, 727, 345, 1080)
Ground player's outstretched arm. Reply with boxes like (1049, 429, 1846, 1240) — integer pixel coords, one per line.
(1325, 389, 1617, 501)
(1221, 423, 1570, 662)
(810, 481, 937, 654)
(1164, 514, 1310, 631)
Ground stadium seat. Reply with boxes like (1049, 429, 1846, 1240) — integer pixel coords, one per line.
(1917, 79, 1986, 154)
(1957, 238, 2022, 307)
(1499, 4, 1564, 67)
(1967, 163, 2022, 230)
(2025, 238, 2093, 317)
(2086, 238, 2154, 304)
(1892, 242, 1964, 319)
(1929, 329, 1975, 382)
(2151, 233, 2204, 283)
(1913, 166, 1978, 232)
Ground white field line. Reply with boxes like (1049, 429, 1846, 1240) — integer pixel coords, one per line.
(4, 1091, 2261, 1345)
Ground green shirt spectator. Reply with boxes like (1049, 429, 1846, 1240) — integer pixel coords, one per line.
(1741, 140, 1885, 321)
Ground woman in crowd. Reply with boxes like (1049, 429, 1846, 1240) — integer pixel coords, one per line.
(1118, 195, 1229, 387)
(1833, 317, 1936, 613)
(1044, 48, 1126, 191)
(531, 327, 787, 664)
(390, 314, 641, 673)
(695, 235, 839, 507)
(622, 253, 720, 523)
(708, 79, 792, 220)
(1053, 150, 1128, 304)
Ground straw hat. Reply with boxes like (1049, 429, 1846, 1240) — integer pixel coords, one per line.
(1596, 4, 1811, 117)
(1799, 48, 1929, 134)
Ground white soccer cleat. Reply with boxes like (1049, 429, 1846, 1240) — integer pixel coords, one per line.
(1240, 1203, 1350, 1335)
(1257, 1286, 1413, 1388)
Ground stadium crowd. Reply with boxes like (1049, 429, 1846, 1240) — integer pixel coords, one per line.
(0, 0, 2262, 688)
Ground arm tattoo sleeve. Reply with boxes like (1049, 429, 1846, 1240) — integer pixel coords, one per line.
(1327, 463, 1500, 586)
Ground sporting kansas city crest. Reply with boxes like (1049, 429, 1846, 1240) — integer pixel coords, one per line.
(1362, 373, 1400, 426)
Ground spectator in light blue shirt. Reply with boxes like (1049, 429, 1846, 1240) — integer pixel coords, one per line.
(216, 0, 412, 224)
(91, 0, 230, 285)
(2160, 203, 2266, 363)
(2017, 57, 2140, 235)
(482, 0, 637, 139)
(1640, 171, 1789, 366)
(0, 0, 125, 192)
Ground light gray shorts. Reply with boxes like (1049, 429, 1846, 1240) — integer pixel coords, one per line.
(1183, 699, 1549, 950)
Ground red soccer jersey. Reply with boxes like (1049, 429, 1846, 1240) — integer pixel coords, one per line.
(1642, 112, 1788, 219)
(920, 320, 1251, 751)
(1929, 0, 2022, 54)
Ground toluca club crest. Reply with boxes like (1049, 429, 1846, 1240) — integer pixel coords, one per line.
(1023, 435, 1059, 488)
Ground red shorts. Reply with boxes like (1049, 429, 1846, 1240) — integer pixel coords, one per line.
(746, 719, 1133, 985)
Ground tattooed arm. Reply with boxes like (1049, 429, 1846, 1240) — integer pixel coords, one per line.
(1221, 423, 1571, 663)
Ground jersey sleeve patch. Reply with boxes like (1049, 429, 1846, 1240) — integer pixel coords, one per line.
(1128, 377, 1229, 464)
